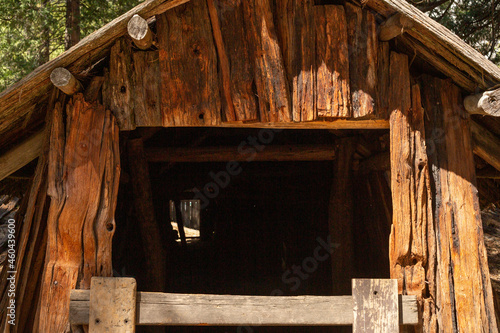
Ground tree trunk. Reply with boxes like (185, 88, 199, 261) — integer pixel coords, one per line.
(65, 0, 81, 49)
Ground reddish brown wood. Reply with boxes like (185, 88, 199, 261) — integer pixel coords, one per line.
(276, 0, 315, 122)
(345, 3, 378, 119)
(157, 1, 221, 126)
(315, 5, 351, 119)
(242, 0, 291, 122)
(212, 0, 258, 122)
(37, 94, 120, 332)
(132, 50, 162, 126)
(377, 42, 390, 119)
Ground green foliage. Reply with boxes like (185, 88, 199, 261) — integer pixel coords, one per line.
(410, 0, 500, 64)
(0, 0, 140, 91)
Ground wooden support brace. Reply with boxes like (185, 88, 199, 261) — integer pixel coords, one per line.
(379, 13, 413, 41)
(470, 120, 500, 172)
(0, 129, 44, 182)
(127, 14, 153, 50)
(89, 277, 137, 332)
(464, 87, 500, 116)
(50, 67, 82, 95)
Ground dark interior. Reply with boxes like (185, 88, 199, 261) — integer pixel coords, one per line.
(113, 128, 393, 332)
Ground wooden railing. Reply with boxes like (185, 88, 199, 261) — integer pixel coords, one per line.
(69, 278, 419, 332)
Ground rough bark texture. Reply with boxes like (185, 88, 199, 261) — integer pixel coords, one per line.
(65, 0, 81, 50)
(37, 94, 120, 332)
(157, 0, 221, 126)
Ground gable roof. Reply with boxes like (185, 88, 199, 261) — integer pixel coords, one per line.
(0, 0, 499, 151)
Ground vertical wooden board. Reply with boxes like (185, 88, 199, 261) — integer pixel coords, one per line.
(157, 1, 221, 126)
(352, 279, 399, 333)
(243, 0, 291, 122)
(132, 51, 162, 126)
(276, 0, 316, 122)
(345, 3, 378, 119)
(212, 0, 258, 122)
(102, 38, 136, 130)
(89, 277, 136, 332)
(315, 5, 351, 119)
(421, 77, 498, 332)
(377, 42, 390, 119)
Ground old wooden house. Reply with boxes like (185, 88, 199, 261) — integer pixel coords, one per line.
(1, 0, 500, 331)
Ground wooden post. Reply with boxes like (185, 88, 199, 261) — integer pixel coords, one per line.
(127, 14, 153, 50)
(389, 46, 498, 331)
(37, 94, 120, 332)
(89, 278, 137, 332)
(128, 138, 166, 292)
(329, 138, 355, 295)
(50, 67, 82, 95)
(352, 279, 399, 332)
(464, 87, 500, 116)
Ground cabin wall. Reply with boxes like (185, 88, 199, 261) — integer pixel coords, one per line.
(102, 0, 389, 130)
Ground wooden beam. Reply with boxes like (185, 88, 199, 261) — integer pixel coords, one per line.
(218, 119, 390, 129)
(145, 145, 336, 162)
(0, 129, 44, 182)
(379, 13, 414, 41)
(358, 151, 390, 174)
(127, 14, 153, 50)
(471, 120, 500, 172)
(50, 68, 81, 95)
(464, 88, 500, 116)
(69, 290, 419, 326)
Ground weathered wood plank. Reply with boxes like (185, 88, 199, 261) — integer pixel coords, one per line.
(157, 0, 221, 126)
(276, 0, 315, 122)
(352, 279, 399, 332)
(345, 3, 378, 119)
(377, 42, 390, 119)
(217, 119, 389, 129)
(37, 94, 120, 332)
(103, 38, 135, 130)
(421, 77, 498, 332)
(212, 0, 258, 122)
(0, 129, 44, 182)
(89, 278, 136, 332)
(70, 291, 419, 326)
(315, 5, 351, 119)
(132, 51, 162, 126)
(389, 52, 433, 330)
(145, 145, 336, 162)
(243, 0, 291, 122)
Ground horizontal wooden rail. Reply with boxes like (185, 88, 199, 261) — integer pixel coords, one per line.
(146, 144, 336, 162)
(70, 290, 419, 326)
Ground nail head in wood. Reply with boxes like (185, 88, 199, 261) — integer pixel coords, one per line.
(50, 67, 81, 95)
(89, 277, 137, 333)
(127, 14, 153, 50)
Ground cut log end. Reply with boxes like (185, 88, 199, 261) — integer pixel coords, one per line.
(464, 88, 500, 116)
(379, 13, 413, 42)
(50, 67, 81, 95)
(127, 14, 153, 50)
